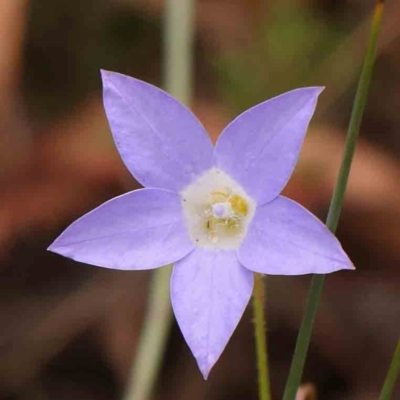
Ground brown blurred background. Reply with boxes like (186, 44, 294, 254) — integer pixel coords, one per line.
(0, 1, 399, 399)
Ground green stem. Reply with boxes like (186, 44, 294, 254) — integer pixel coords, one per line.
(379, 338, 400, 400)
(253, 273, 272, 400)
(123, 1, 194, 400)
(282, 2, 385, 400)
(164, 0, 194, 105)
(325, 0, 384, 233)
(123, 266, 173, 400)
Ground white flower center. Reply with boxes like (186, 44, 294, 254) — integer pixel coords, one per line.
(180, 168, 256, 249)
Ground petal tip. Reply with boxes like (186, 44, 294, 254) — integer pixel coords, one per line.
(47, 239, 65, 257)
(199, 362, 212, 380)
(47, 239, 58, 253)
(325, 258, 356, 274)
(100, 69, 116, 84)
(348, 262, 356, 271)
(306, 86, 325, 97)
(100, 68, 109, 78)
(339, 248, 356, 271)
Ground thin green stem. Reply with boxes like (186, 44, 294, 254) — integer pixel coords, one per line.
(379, 338, 400, 400)
(282, 2, 385, 400)
(325, 0, 384, 233)
(123, 266, 173, 400)
(123, 1, 194, 400)
(164, 0, 194, 105)
(253, 273, 272, 400)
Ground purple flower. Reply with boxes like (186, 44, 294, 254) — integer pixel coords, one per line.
(49, 70, 353, 378)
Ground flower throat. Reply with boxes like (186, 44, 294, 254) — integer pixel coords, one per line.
(181, 168, 256, 249)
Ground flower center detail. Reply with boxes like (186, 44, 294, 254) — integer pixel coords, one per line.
(180, 168, 256, 249)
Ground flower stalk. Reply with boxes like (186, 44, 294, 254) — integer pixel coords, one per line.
(253, 273, 272, 400)
(123, 1, 194, 400)
(282, 2, 385, 400)
(123, 266, 173, 400)
(379, 338, 400, 400)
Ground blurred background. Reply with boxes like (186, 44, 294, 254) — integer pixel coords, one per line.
(0, 0, 399, 399)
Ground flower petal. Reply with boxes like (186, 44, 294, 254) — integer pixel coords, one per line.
(238, 196, 354, 275)
(214, 87, 323, 205)
(48, 188, 194, 270)
(170, 249, 253, 379)
(101, 70, 214, 191)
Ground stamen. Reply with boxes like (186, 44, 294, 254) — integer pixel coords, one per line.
(180, 168, 256, 249)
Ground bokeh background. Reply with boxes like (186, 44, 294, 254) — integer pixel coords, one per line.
(0, 1, 399, 399)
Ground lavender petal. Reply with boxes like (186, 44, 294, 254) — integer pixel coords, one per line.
(238, 196, 354, 275)
(102, 70, 214, 191)
(214, 87, 324, 205)
(170, 249, 253, 378)
(48, 188, 194, 270)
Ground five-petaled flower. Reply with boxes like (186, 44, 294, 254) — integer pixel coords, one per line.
(49, 70, 353, 378)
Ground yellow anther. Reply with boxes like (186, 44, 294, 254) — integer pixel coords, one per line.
(230, 195, 248, 216)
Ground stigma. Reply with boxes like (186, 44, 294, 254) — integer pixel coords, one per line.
(180, 168, 256, 249)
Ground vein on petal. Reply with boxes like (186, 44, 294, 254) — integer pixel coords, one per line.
(251, 224, 348, 265)
(107, 78, 194, 181)
(53, 221, 183, 247)
(245, 95, 316, 173)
